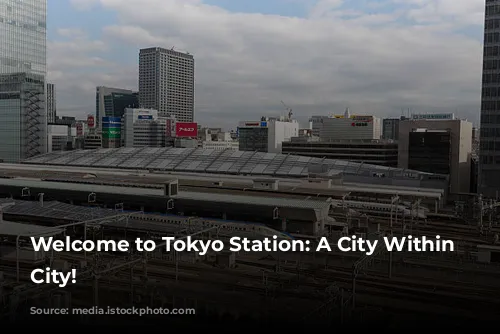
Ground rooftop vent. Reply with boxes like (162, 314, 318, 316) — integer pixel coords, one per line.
(252, 179, 279, 190)
(164, 179, 179, 196)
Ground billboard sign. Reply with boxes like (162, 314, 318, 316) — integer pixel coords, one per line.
(175, 122, 198, 137)
(102, 129, 121, 139)
(352, 116, 373, 122)
(137, 114, 153, 120)
(244, 122, 260, 127)
(76, 122, 83, 136)
(87, 115, 95, 128)
(102, 116, 121, 128)
(411, 113, 455, 120)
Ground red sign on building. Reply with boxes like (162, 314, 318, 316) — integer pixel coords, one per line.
(87, 115, 95, 128)
(175, 122, 198, 138)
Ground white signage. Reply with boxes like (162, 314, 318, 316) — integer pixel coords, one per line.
(411, 113, 455, 120)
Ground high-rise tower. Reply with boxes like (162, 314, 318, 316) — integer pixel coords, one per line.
(0, 0, 47, 162)
(480, 0, 500, 197)
(139, 47, 195, 122)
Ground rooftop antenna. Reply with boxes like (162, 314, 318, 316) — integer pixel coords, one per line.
(281, 100, 293, 120)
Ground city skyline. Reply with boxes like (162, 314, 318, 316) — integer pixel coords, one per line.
(48, 0, 485, 129)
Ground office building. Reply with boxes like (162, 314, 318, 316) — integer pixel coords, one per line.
(83, 134, 102, 150)
(238, 116, 299, 153)
(200, 128, 239, 151)
(48, 124, 73, 152)
(122, 108, 174, 148)
(46, 83, 56, 123)
(0, 73, 47, 162)
(382, 116, 407, 140)
(54, 116, 76, 126)
(95, 86, 139, 127)
(398, 117, 473, 194)
(472, 127, 479, 158)
(480, 0, 500, 197)
(311, 109, 381, 141)
(102, 117, 122, 149)
(282, 138, 398, 167)
(0, 0, 47, 162)
(139, 47, 195, 122)
(0, 0, 47, 76)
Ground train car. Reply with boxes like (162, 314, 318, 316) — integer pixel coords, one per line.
(118, 210, 293, 240)
(333, 200, 427, 219)
(188, 217, 293, 240)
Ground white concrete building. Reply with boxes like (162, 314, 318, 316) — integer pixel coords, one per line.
(139, 47, 195, 122)
(48, 124, 71, 152)
(202, 140, 239, 151)
(238, 116, 299, 153)
(311, 108, 381, 141)
(199, 128, 239, 151)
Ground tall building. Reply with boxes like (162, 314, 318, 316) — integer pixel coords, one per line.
(46, 82, 56, 123)
(480, 0, 500, 197)
(0, 0, 47, 76)
(0, 73, 46, 162)
(0, 0, 47, 162)
(95, 86, 139, 127)
(139, 47, 195, 122)
(398, 116, 473, 194)
(310, 109, 381, 141)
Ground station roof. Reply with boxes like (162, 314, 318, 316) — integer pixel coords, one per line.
(0, 200, 291, 239)
(0, 177, 165, 197)
(22, 147, 437, 181)
(0, 220, 63, 237)
(0, 178, 331, 213)
(177, 191, 332, 210)
(4, 200, 117, 222)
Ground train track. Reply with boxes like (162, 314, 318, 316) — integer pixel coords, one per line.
(3, 254, 500, 321)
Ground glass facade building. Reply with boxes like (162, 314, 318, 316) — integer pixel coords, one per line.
(480, 0, 500, 196)
(0, 73, 46, 162)
(0, 0, 47, 76)
(0, 0, 47, 162)
(95, 86, 139, 127)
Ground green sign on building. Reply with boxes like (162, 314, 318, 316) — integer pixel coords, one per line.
(102, 128, 121, 139)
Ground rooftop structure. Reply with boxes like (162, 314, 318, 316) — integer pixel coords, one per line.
(22, 148, 444, 185)
(282, 138, 399, 167)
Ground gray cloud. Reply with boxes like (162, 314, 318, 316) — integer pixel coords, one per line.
(51, 0, 484, 129)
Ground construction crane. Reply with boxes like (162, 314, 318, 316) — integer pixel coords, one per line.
(281, 100, 293, 120)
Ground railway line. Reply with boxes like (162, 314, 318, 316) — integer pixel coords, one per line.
(2, 249, 500, 323)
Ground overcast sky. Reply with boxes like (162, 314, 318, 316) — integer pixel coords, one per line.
(48, 0, 486, 129)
